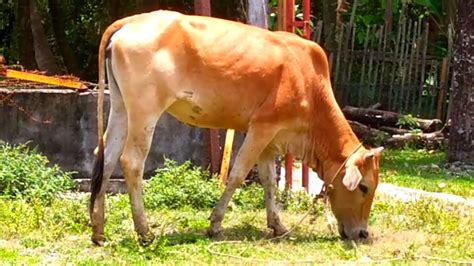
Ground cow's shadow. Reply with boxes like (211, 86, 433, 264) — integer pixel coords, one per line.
(161, 223, 342, 246)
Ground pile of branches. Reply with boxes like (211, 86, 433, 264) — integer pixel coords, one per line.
(343, 105, 448, 149)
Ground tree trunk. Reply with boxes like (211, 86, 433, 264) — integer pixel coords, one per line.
(15, 0, 37, 70)
(29, 0, 61, 74)
(48, 0, 81, 76)
(448, 1, 474, 163)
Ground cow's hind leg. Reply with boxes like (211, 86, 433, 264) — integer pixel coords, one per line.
(207, 123, 279, 236)
(91, 60, 127, 245)
(258, 152, 288, 237)
(119, 111, 161, 245)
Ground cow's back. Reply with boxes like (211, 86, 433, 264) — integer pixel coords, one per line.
(109, 10, 327, 132)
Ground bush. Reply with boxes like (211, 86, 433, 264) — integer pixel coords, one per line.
(0, 142, 75, 203)
(231, 184, 265, 210)
(144, 159, 317, 212)
(144, 159, 222, 210)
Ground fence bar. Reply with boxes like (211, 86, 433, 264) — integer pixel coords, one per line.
(388, 15, 403, 109)
(405, 20, 417, 112)
(399, 19, 412, 111)
(358, 25, 371, 106)
(346, 23, 356, 104)
(372, 26, 383, 104)
(378, 22, 388, 105)
(417, 22, 430, 115)
(428, 61, 439, 118)
(411, 18, 422, 114)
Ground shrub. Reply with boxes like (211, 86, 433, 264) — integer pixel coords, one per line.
(0, 141, 75, 203)
(231, 184, 265, 210)
(144, 159, 222, 210)
(144, 159, 317, 212)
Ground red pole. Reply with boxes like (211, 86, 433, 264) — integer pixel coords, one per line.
(302, 0, 311, 39)
(301, 0, 310, 191)
(285, 0, 295, 33)
(195, 0, 220, 175)
(285, 153, 293, 189)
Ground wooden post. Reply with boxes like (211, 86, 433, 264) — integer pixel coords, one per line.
(218, 129, 235, 183)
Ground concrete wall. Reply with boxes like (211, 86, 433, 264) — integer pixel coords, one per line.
(0, 88, 205, 178)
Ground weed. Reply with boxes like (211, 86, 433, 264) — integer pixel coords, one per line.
(0, 141, 75, 203)
(397, 114, 418, 129)
(144, 159, 222, 210)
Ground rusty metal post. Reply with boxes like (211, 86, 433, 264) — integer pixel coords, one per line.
(284, 153, 293, 189)
(285, 0, 295, 33)
(194, 0, 220, 175)
(302, 0, 311, 39)
(301, 0, 310, 191)
(280, 0, 312, 191)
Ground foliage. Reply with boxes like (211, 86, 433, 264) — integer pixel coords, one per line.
(0, 141, 75, 203)
(144, 159, 222, 210)
(397, 114, 419, 129)
(231, 183, 265, 210)
(144, 159, 315, 212)
(380, 148, 473, 198)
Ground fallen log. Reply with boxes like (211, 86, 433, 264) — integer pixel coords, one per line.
(343, 106, 443, 132)
(348, 120, 389, 142)
(378, 126, 410, 135)
(385, 130, 446, 149)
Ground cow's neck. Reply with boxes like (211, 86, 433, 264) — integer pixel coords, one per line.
(303, 90, 360, 181)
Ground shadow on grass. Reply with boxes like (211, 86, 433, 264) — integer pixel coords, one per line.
(160, 223, 342, 246)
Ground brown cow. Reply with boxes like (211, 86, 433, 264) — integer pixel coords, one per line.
(89, 10, 384, 246)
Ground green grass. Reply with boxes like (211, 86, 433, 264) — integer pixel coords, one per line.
(380, 149, 473, 198)
(0, 193, 472, 264)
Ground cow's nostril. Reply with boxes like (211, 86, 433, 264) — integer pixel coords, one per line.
(359, 230, 369, 239)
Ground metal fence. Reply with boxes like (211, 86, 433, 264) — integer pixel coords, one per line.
(313, 17, 453, 120)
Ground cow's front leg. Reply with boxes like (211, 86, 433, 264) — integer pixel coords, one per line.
(258, 153, 288, 237)
(207, 123, 279, 236)
(119, 113, 160, 245)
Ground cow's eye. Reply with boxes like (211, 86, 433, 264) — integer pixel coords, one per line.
(358, 184, 368, 194)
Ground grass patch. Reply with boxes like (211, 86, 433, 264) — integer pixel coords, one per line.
(381, 148, 473, 198)
(0, 193, 472, 264)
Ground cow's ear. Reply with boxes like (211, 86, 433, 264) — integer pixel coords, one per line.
(364, 147, 384, 161)
(342, 166, 363, 191)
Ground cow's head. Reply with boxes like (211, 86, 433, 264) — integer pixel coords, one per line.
(326, 146, 384, 240)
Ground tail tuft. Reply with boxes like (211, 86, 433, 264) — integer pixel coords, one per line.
(89, 142, 104, 216)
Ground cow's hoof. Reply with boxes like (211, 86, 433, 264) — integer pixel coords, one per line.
(138, 232, 156, 246)
(206, 227, 221, 238)
(272, 227, 289, 238)
(91, 234, 105, 246)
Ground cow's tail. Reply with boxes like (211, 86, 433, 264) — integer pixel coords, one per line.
(89, 17, 134, 216)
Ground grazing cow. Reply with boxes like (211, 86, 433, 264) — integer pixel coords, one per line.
(89, 10, 384, 246)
